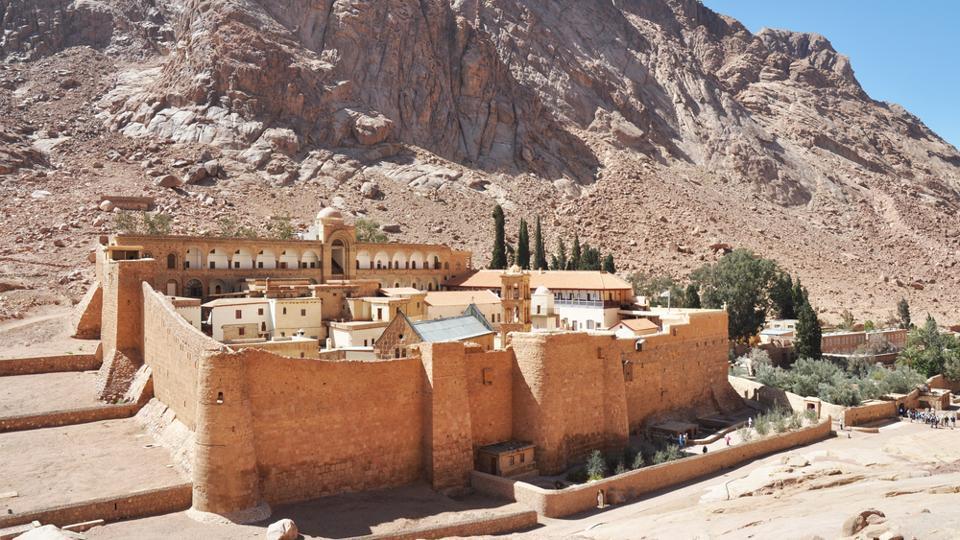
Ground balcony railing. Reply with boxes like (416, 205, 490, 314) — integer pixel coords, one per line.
(554, 298, 621, 308)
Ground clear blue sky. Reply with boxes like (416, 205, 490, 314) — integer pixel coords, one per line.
(704, 1, 959, 149)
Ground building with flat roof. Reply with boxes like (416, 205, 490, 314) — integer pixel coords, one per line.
(445, 269, 634, 331)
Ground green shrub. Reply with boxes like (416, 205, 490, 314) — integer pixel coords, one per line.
(789, 412, 803, 429)
(631, 451, 646, 470)
(652, 445, 682, 465)
(565, 466, 587, 484)
(614, 460, 627, 476)
(586, 450, 607, 481)
(740, 428, 754, 442)
(803, 409, 818, 423)
(755, 417, 771, 435)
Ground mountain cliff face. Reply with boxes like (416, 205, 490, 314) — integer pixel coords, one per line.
(2, 0, 959, 323)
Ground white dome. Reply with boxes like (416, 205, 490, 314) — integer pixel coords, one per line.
(317, 207, 343, 220)
(533, 285, 551, 296)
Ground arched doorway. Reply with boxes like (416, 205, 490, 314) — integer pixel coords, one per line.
(331, 240, 346, 275)
(185, 279, 203, 298)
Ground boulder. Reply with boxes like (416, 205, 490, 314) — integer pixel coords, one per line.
(352, 113, 394, 146)
(99, 200, 115, 212)
(262, 128, 300, 155)
(156, 174, 183, 188)
(381, 223, 401, 233)
(265, 518, 298, 540)
(185, 165, 208, 184)
(360, 181, 381, 199)
(841, 509, 885, 536)
(203, 159, 221, 177)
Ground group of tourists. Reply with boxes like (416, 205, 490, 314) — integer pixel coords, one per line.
(904, 408, 956, 429)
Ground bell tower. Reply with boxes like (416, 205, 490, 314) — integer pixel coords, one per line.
(499, 265, 531, 344)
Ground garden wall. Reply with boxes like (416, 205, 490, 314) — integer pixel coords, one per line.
(471, 417, 833, 518)
(928, 374, 960, 393)
(0, 403, 139, 433)
(841, 400, 896, 426)
(0, 353, 100, 376)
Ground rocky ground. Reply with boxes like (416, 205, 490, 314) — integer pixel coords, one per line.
(1, 0, 959, 326)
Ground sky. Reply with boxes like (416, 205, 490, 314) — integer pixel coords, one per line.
(703, 0, 959, 149)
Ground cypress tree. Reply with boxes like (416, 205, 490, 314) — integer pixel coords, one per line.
(602, 254, 616, 274)
(571, 234, 582, 270)
(897, 298, 911, 330)
(533, 216, 547, 270)
(551, 238, 568, 270)
(685, 283, 701, 308)
(490, 204, 507, 269)
(795, 301, 822, 359)
(517, 219, 530, 269)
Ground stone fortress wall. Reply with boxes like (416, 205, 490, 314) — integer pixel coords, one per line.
(78, 239, 741, 519)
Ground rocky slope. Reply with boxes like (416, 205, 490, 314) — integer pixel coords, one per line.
(2, 0, 959, 325)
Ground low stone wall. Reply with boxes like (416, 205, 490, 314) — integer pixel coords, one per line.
(354, 509, 539, 540)
(842, 400, 896, 427)
(928, 374, 960, 393)
(0, 353, 101, 376)
(472, 417, 832, 518)
(0, 403, 139, 433)
(0, 484, 192, 529)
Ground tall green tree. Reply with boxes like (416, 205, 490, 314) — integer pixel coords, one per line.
(685, 283, 701, 308)
(571, 234, 582, 270)
(490, 204, 507, 269)
(791, 278, 809, 312)
(602, 254, 616, 274)
(769, 273, 795, 319)
(533, 216, 548, 270)
(897, 298, 912, 330)
(517, 219, 530, 269)
(580, 243, 601, 270)
(551, 238, 568, 270)
(795, 301, 822, 359)
(691, 249, 779, 342)
(898, 314, 959, 377)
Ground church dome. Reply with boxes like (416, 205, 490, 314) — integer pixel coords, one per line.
(317, 207, 343, 220)
(533, 285, 551, 296)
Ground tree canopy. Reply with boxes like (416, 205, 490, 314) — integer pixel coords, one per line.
(691, 249, 779, 342)
(898, 314, 959, 378)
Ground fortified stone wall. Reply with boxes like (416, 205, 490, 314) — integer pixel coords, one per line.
(242, 350, 426, 504)
(143, 283, 227, 430)
(621, 311, 733, 430)
(465, 348, 514, 448)
(510, 332, 629, 475)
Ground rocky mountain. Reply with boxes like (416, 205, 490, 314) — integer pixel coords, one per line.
(2, 0, 959, 324)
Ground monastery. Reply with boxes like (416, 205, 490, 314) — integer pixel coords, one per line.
(70, 207, 743, 521)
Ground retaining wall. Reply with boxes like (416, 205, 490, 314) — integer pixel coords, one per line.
(842, 400, 896, 427)
(0, 484, 192, 529)
(0, 403, 139, 433)
(0, 354, 101, 376)
(472, 417, 832, 518)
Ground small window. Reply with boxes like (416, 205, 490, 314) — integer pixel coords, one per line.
(235, 310, 242, 319)
(185, 261, 191, 269)
(509, 456, 515, 466)
(261, 322, 266, 332)
(300, 352, 305, 358)
(394, 348, 401, 358)
(216, 392, 224, 404)
(238, 327, 245, 336)
(301, 309, 306, 317)
(258, 308, 264, 315)
(399, 333, 404, 341)
(233, 261, 240, 269)
(282, 307, 287, 315)
(257, 261, 264, 268)
(363, 339, 368, 346)
(520, 453, 525, 464)
(209, 261, 216, 269)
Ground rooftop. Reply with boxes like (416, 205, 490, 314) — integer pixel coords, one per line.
(411, 305, 495, 342)
(380, 287, 425, 297)
(444, 270, 633, 291)
(614, 318, 659, 333)
(201, 298, 270, 308)
(424, 290, 501, 307)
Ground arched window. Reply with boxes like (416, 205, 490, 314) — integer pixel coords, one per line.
(166, 253, 176, 269)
